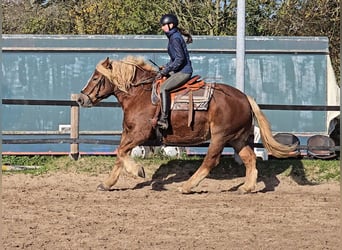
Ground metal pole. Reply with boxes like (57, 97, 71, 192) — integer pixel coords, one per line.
(234, 0, 247, 163)
(236, 0, 246, 92)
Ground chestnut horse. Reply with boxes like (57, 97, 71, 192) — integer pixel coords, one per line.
(77, 56, 296, 194)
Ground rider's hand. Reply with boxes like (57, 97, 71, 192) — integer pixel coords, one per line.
(156, 72, 165, 79)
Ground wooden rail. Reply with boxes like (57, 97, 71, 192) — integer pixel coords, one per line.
(2, 98, 340, 111)
(2, 97, 340, 160)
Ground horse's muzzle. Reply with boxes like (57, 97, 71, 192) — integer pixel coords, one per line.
(76, 93, 93, 107)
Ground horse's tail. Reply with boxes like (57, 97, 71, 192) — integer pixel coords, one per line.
(246, 95, 298, 158)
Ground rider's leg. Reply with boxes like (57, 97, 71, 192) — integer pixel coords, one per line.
(158, 72, 191, 129)
(157, 90, 170, 129)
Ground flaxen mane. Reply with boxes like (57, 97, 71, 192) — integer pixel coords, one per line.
(96, 56, 156, 92)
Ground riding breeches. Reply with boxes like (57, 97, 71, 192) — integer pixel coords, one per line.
(160, 72, 191, 94)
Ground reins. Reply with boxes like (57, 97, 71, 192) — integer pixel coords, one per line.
(95, 57, 157, 94)
(120, 59, 156, 88)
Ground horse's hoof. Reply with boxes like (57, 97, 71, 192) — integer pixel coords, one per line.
(138, 166, 145, 178)
(97, 183, 110, 191)
(177, 186, 192, 194)
(237, 185, 253, 194)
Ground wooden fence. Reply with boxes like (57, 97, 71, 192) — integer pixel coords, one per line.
(2, 96, 340, 160)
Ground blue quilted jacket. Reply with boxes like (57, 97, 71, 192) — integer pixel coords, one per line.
(161, 28, 193, 75)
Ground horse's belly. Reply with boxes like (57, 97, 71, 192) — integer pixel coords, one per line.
(163, 136, 210, 146)
(163, 119, 210, 146)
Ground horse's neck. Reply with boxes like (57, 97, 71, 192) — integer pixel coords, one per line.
(136, 69, 156, 83)
(115, 82, 152, 108)
(114, 66, 155, 108)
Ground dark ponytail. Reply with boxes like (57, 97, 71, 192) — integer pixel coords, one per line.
(178, 27, 193, 44)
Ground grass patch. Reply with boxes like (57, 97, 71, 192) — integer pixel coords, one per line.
(2, 155, 53, 166)
(2, 155, 57, 175)
(256, 158, 340, 183)
(2, 155, 340, 183)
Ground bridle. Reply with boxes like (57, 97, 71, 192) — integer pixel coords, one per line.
(81, 61, 157, 103)
(81, 75, 113, 103)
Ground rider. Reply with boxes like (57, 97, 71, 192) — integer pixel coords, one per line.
(156, 13, 193, 130)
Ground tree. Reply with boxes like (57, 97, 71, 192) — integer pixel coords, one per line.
(260, 0, 340, 83)
(63, 0, 168, 35)
(2, 0, 339, 81)
(2, 1, 31, 33)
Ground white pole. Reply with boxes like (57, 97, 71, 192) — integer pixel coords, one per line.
(234, 0, 249, 164)
(236, 0, 246, 92)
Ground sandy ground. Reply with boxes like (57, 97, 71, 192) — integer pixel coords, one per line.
(2, 166, 341, 250)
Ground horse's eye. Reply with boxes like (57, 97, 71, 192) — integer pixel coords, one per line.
(93, 77, 98, 81)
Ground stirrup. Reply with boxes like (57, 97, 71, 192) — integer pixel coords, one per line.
(157, 119, 169, 130)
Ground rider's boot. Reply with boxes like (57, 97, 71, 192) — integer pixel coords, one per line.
(157, 92, 170, 130)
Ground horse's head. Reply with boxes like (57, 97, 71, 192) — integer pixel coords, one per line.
(77, 57, 115, 107)
(77, 56, 157, 107)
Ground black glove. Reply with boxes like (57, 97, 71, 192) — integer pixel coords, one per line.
(156, 72, 165, 79)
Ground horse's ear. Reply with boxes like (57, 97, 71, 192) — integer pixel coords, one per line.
(103, 57, 112, 70)
(103, 57, 110, 65)
(108, 62, 112, 70)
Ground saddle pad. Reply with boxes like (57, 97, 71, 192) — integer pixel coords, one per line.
(171, 83, 215, 111)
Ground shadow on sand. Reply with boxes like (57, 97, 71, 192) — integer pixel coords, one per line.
(133, 156, 318, 193)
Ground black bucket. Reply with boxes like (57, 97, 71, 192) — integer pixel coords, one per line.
(274, 133, 301, 157)
(307, 135, 336, 159)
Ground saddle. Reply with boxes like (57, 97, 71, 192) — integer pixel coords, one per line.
(151, 75, 215, 127)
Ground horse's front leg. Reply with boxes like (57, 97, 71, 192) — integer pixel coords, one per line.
(119, 149, 146, 178)
(97, 158, 124, 191)
(97, 130, 147, 191)
(117, 128, 149, 178)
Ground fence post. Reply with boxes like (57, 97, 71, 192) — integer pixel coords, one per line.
(70, 94, 80, 160)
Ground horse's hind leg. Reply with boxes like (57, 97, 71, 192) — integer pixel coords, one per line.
(179, 140, 224, 194)
(237, 145, 258, 193)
